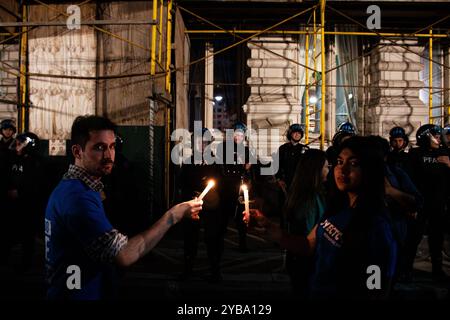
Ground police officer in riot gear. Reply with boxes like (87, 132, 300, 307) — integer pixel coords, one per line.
(0, 120, 17, 265)
(442, 124, 450, 263)
(387, 126, 410, 170)
(275, 123, 308, 192)
(405, 124, 450, 281)
(0, 120, 16, 192)
(216, 122, 257, 254)
(179, 128, 222, 282)
(0, 119, 16, 151)
(4, 132, 46, 270)
(1, 120, 16, 211)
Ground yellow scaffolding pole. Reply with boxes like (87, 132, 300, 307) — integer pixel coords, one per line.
(185, 30, 448, 38)
(166, 0, 173, 92)
(165, 0, 173, 209)
(429, 28, 433, 124)
(447, 105, 450, 123)
(320, 0, 326, 150)
(158, 0, 163, 65)
(19, 2, 28, 133)
(305, 28, 310, 144)
(150, 0, 158, 75)
(448, 105, 450, 123)
(313, 9, 317, 75)
(313, 8, 317, 136)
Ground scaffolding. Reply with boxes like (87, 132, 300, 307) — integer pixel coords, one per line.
(19, 0, 28, 133)
(182, 0, 450, 149)
(0, 0, 168, 126)
(0, 0, 174, 209)
(1, 0, 449, 206)
(3, 1, 448, 137)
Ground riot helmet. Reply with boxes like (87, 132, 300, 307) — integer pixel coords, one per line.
(389, 126, 409, 151)
(287, 123, 304, 142)
(233, 121, 247, 144)
(416, 124, 442, 149)
(12, 132, 40, 155)
(233, 121, 247, 133)
(1, 119, 16, 139)
(337, 122, 356, 134)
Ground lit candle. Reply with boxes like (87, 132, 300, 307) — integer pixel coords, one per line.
(242, 184, 250, 225)
(198, 180, 215, 200)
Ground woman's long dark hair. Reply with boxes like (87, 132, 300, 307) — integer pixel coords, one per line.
(326, 136, 388, 296)
(284, 149, 327, 222)
(326, 136, 386, 216)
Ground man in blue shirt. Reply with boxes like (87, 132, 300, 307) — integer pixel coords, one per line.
(45, 115, 202, 300)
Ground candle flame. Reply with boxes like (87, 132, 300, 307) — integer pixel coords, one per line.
(241, 184, 248, 191)
(198, 179, 215, 200)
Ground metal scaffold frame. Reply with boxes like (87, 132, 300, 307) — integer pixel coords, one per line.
(0, 0, 449, 205)
(2, 1, 449, 131)
(19, 0, 28, 134)
(0, 0, 174, 118)
(320, 0, 326, 149)
(182, 0, 450, 149)
(0, 0, 175, 208)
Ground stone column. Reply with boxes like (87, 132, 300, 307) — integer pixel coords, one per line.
(204, 42, 214, 129)
(242, 36, 302, 159)
(444, 46, 450, 123)
(327, 42, 337, 142)
(0, 45, 19, 122)
(364, 40, 428, 138)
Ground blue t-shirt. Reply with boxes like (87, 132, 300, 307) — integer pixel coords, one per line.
(310, 208, 397, 298)
(45, 179, 115, 300)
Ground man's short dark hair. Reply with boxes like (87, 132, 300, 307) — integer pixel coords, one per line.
(71, 115, 117, 149)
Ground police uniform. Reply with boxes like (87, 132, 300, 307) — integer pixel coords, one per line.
(405, 146, 449, 277)
(180, 155, 222, 280)
(387, 127, 410, 171)
(216, 140, 258, 252)
(0, 137, 14, 206)
(387, 150, 409, 171)
(275, 142, 308, 188)
(5, 147, 46, 269)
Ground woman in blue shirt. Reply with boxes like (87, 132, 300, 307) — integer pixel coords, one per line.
(310, 136, 397, 299)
